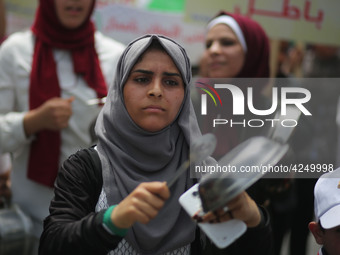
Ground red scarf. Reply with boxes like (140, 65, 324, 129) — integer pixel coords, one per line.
(203, 12, 270, 159)
(217, 11, 270, 80)
(28, 0, 107, 187)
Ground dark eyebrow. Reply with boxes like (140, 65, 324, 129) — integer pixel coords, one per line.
(132, 69, 153, 75)
(132, 69, 181, 78)
(163, 72, 181, 77)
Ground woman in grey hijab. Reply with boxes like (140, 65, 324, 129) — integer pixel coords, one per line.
(39, 35, 272, 255)
(95, 34, 200, 254)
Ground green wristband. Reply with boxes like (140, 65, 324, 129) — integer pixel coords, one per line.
(103, 205, 128, 237)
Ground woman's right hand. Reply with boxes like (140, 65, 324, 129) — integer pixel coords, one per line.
(23, 96, 74, 136)
(111, 182, 170, 229)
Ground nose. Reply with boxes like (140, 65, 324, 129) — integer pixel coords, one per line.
(148, 79, 162, 98)
(208, 41, 221, 55)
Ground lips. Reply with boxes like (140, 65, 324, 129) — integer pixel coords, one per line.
(143, 105, 165, 112)
(65, 6, 82, 15)
(209, 61, 225, 69)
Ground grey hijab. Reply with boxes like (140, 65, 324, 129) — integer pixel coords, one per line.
(95, 35, 203, 254)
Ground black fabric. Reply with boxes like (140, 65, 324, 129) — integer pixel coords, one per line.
(39, 148, 273, 255)
(321, 246, 329, 255)
(39, 147, 122, 255)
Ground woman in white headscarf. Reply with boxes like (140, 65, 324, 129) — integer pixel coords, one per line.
(39, 35, 271, 255)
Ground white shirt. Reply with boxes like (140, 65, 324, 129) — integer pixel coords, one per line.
(0, 153, 11, 174)
(0, 30, 125, 237)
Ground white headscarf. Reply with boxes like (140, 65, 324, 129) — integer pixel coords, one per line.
(207, 15, 247, 52)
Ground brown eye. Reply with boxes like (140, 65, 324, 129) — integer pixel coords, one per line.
(164, 79, 179, 87)
(133, 77, 149, 84)
(220, 39, 236, 46)
(205, 40, 212, 49)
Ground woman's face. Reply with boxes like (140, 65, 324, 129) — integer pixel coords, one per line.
(123, 48, 185, 132)
(202, 23, 245, 78)
(54, 0, 93, 29)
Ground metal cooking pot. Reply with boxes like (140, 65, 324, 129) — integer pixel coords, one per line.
(198, 105, 301, 212)
(0, 202, 34, 255)
(198, 136, 289, 212)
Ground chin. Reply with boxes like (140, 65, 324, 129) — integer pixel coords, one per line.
(211, 72, 236, 79)
(141, 123, 166, 133)
(62, 19, 84, 29)
(207, 69, 226, 78)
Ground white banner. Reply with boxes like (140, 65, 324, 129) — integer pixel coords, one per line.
(184, 0, 340, 46)
(94, 4, 205, 64)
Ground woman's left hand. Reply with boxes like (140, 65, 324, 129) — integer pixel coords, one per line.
(193, 191, 261, 228)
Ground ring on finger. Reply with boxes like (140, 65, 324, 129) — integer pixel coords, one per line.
(222, 206, 229, 213)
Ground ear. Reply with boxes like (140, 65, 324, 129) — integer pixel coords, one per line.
(308, 221, 324, 245)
